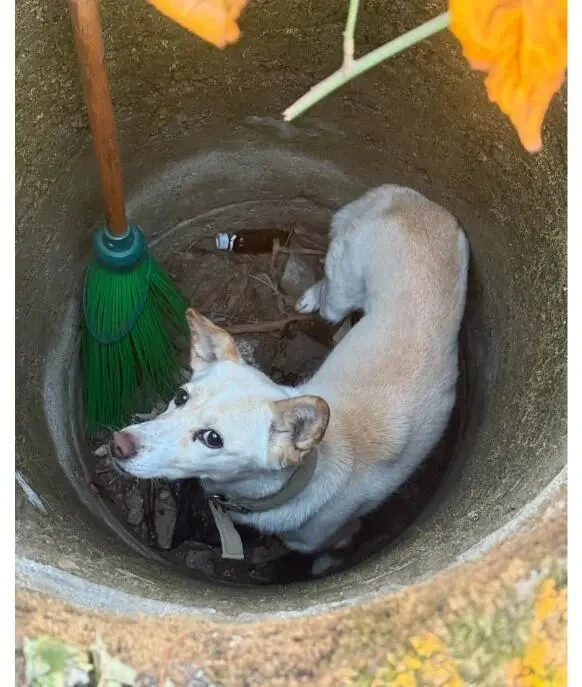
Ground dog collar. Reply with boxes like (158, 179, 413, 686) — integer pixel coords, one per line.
(207, 453, 317, 560)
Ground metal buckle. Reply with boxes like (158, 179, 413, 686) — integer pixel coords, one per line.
(207, 494, 251, 514)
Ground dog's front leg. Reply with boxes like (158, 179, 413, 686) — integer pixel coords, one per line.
(295, 279, 326, 315)
(281, 507, 360, 554)
(322, 518, 362, 550)
(279, 530, 322, 555)
(283, 519, 362, 577)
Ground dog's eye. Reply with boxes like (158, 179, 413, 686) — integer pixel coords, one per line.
(174, 388, 189, 407)
(196, 429, 223, 449)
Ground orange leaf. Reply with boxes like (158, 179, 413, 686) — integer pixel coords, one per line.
(148, 0, 248, 48)
(450, 0, 567, 152)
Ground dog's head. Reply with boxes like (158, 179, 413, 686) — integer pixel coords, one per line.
(109, 308, 330, 481)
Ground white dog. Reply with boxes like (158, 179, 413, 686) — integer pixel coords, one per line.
(110, 185, 469, 570)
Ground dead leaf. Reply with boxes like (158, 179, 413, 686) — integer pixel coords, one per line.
(450, 0, 567, 152)
(148, 0, 248, 48)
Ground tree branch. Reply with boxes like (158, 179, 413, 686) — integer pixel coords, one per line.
(342, 0, 360, 72)
(283, 11, 451, 122)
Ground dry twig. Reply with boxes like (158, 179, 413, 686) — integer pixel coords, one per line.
(227, 315, 314, 334)
(277, 246, 325, 257)
(249, 272, 297, 309)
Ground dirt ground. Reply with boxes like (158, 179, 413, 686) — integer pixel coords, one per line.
(84, 226, 466, 585)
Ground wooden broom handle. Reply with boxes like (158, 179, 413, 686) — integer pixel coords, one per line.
(69, 0, 127, 237)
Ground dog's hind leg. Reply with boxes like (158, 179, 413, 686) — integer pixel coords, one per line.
(296, 236, 366, 323)
(309, 519, 363, 577)
(296, 279, 326, 315)
(311, 552, 343, 577)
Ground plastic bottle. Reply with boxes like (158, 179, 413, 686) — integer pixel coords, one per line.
(215, 229, 291, 254)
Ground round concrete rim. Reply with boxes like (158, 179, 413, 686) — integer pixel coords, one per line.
(15, 469, 566, 621)
(16, 0, 566, 623)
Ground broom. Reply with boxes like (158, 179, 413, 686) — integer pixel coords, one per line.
(69, 0, 189, 435)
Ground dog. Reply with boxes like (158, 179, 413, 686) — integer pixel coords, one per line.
(110, 184, 469, 572)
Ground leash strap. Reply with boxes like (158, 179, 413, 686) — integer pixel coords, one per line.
(208, 500, 245, 560)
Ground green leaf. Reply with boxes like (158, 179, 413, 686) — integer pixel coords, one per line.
(91, 638, 137, 686)
(23, 637, 92, 686)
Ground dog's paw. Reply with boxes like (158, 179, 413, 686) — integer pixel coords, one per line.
(332, 519, 362, 550)
(311, 552, 343, 578)
(296, 282, 323, 314)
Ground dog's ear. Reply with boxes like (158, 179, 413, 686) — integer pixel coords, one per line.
(268, 396, 330, 466)
(186, 308, 241, 371)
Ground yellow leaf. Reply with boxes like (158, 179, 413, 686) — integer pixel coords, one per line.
(521, 676, 548, 687)
(394, 672, 417, 687)
(449, 0, 567, 152)
(403, 655, 423, 671)
(410, 632, 444, 658)
(422, 660, 465, 687)
(148, 0, 248, 48)
(526, 638, 551, 676)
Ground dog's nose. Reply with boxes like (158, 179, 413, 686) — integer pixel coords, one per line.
(110, 431, 138, 460)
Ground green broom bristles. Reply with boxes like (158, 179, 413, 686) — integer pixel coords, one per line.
(82, 249, 189, 435)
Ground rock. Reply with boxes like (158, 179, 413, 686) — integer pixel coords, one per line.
(125, 491, 144, 527)
(93, 443, 110, 458)
(249, 538, 289, 565)
(180, 663, 223, 687)
(158, 488, 172, 502)
(280, 255, 316, 299)
(155, 491, 177, 549)
(273, 331, 329, 381)
(58, 557, 81, 572)
(184, 543, 216, 575)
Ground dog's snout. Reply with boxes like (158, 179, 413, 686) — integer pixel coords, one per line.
(110, 431, 138, 460)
